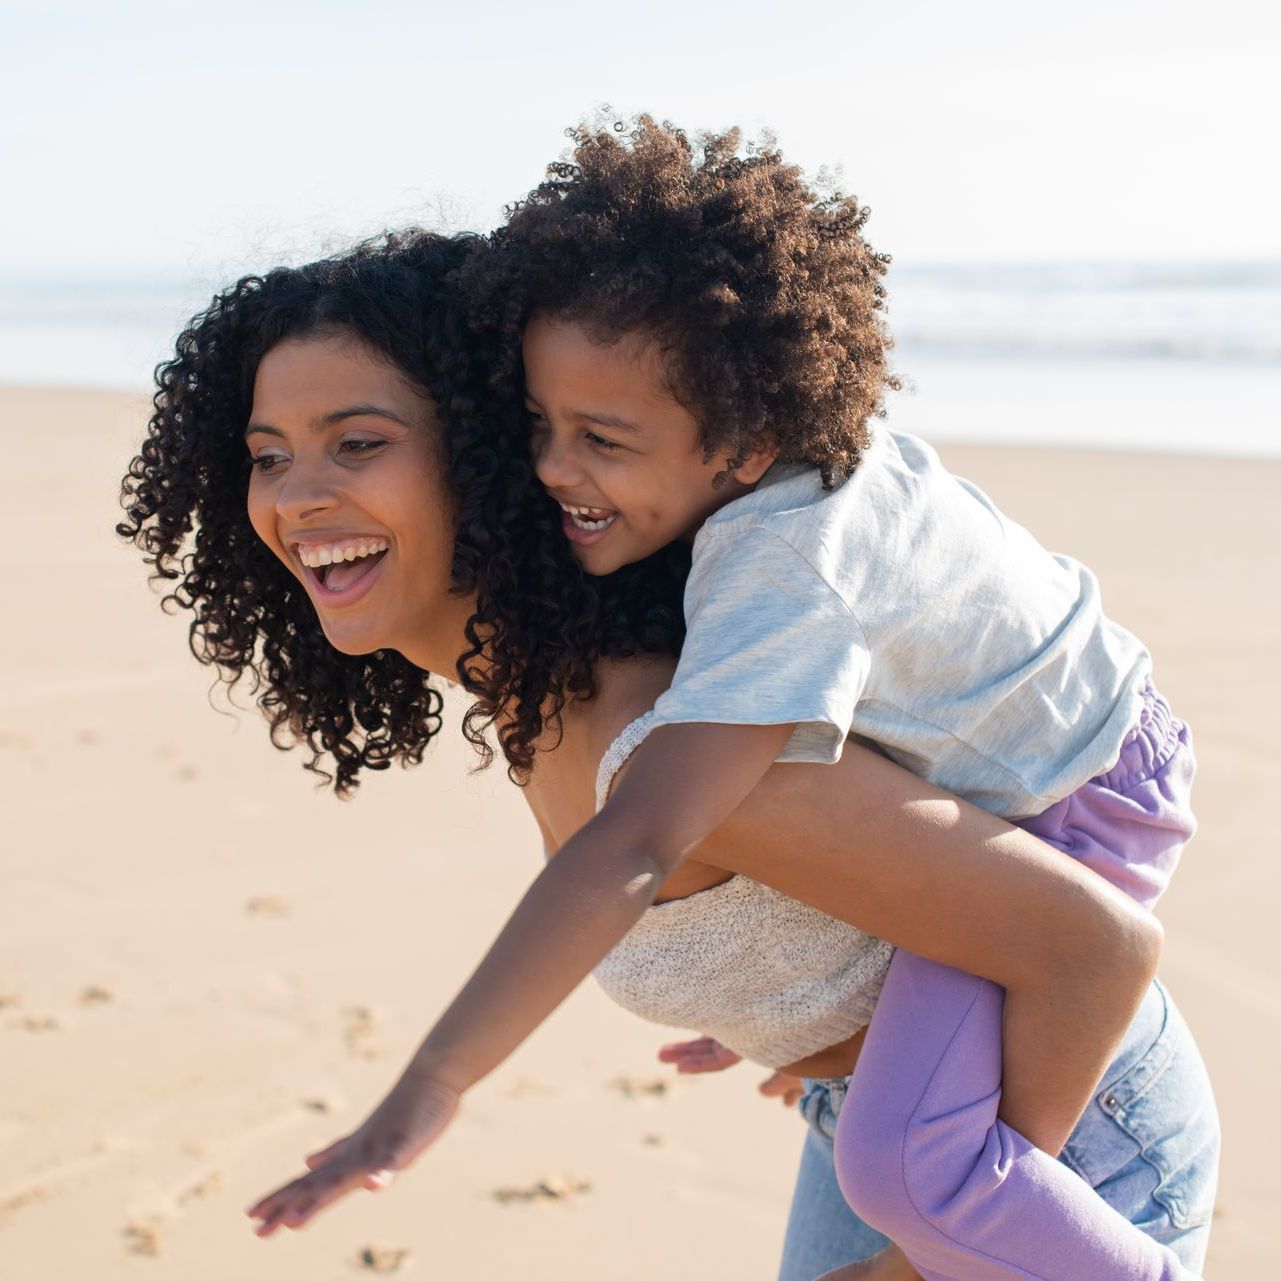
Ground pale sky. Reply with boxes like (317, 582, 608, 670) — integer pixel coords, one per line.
(3, 0, 1278, 280)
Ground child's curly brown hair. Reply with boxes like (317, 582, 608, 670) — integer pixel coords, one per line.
(462, 114, 898, 486)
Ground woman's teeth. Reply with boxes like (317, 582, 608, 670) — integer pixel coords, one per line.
(298, 539, 389, 568)
(559, 504, 616, 531)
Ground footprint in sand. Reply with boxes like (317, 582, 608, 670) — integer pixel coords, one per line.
(175, 1170, 224, 1207)
(14, 1014, 59, 1032)
(342, 1005, 384, 1059)
(74, 728, 99, 746)
(0, 1184, 50, 1225)
(356, 1244, 413, 1273)
(245, 895, 290, 918)
(0, 992, 20, 1010)
(607, 1075, 670, 1100)
(123, 1217, 163, 1257)
(78, 983, 114, 1006)
(490, 1174, 592, 1205)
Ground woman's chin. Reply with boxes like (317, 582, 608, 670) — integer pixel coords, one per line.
(315, 614, 393, 657)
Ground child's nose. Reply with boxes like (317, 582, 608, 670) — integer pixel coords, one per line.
(532, 431, 585, 491)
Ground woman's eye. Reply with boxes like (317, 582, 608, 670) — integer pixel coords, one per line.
(251, 453, 287, 473)
(338, 438, 386, 458)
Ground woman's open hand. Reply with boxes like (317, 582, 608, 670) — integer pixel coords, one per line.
(245, 1070, 461, 1236)
(657, 1036, 805, 1107)
(658, 1035, 743, 1073)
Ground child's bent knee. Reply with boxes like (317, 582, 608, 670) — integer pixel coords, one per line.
(835, 1070, 1012, 1244)
(832, 1073, 919, 1234)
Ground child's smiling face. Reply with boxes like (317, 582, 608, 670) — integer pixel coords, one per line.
(522, 313, 775, 576)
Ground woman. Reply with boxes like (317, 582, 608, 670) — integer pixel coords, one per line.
(119, 230, 1218, 1279)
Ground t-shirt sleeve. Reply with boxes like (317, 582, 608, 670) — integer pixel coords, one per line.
(649, 527, 871, 764)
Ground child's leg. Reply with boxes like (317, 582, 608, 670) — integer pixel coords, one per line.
(832, 685, 1209, 1279)
(777, 979, 1217, 1280)
(833, 952, 1199, 1281)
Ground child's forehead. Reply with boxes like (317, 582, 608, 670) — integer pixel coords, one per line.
(522, 314, 677, 406)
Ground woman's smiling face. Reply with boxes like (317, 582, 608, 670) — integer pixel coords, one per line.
(245, 331, 458, 659)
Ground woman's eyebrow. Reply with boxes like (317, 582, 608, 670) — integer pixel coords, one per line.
(244, 404, 409, 438)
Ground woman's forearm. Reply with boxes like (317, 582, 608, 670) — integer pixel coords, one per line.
(998, 909, 1160, 1153)
(696, 744, 1163, 1153)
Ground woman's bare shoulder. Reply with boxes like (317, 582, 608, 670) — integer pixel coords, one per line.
(559, 655, 676, 764)
(526, 656, 677, 844)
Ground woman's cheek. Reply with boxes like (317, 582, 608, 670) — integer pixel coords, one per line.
(246, 479, 285, 562)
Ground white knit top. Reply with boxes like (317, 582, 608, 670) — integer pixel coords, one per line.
(590, 712, 894, 1069)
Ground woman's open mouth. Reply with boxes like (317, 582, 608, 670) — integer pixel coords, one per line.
(296, 538, 389, 604)
(559, 502, 618, 546)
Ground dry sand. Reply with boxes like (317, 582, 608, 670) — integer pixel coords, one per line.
(1, 385, 1275, 1279)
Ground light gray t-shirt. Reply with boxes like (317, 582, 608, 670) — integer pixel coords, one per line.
(649, 429, 1151, 820)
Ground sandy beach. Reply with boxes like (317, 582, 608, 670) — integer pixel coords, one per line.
(1, 383, 1274, 1280)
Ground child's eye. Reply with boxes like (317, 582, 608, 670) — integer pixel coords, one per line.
(585, 431, 621, 452)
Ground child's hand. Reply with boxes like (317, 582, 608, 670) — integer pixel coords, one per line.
(657, 1037, 805, 1107)
(245, 1071, 461, 1237)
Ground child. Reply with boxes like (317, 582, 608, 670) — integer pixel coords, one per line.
(248, 121, 1216, 1279)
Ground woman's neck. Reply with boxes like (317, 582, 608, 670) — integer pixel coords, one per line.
(397, 588, 482, 680)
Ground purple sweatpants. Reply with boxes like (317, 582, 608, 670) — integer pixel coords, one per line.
(832, 684, 1202, 1280)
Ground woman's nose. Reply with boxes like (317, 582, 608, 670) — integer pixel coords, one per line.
(275, 457, 340, 522)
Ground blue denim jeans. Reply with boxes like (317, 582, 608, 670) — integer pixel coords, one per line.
(778, 978, 1219, 1280)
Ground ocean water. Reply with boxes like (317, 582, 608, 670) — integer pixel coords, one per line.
(2, 261, 1278, 457)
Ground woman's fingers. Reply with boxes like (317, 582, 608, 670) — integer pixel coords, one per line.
(758, 1071, 805, 1106)
(657, 1037, 742, 1072)
(658, 1037, 719, 1061)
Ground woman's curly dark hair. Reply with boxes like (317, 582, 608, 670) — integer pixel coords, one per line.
(118, 229, 688, 795)
(461, 114, 899, 487)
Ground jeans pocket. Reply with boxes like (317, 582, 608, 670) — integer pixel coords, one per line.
(1063, 984, 1220, 1233)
